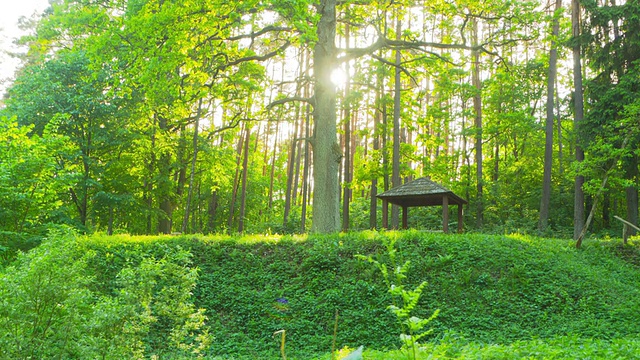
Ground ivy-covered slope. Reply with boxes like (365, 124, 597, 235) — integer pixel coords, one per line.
(81, 231, 640, 358)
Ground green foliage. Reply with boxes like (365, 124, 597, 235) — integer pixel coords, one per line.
(356, 234, 439, 359)
(0, 230, 210, 359)
(359, 334, 640, 360)
(62, 231, 640, 358)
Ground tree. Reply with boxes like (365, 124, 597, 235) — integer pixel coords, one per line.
(578, 0, 640, 242)
(539, 0, 564, 232)
(572, 0, 586, 240)
(3, 50, 133, 230)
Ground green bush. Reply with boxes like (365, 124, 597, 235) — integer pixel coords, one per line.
(0, 230, 210, 359)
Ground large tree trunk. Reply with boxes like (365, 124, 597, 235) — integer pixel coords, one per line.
(572, 0, 586, 240)
(311, 0, 341, 233)
(539, 0, 562, 232)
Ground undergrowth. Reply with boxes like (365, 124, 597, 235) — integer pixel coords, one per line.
(2, 230, 640, 358)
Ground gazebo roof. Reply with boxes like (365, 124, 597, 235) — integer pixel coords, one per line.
(377, 177, 467, 207)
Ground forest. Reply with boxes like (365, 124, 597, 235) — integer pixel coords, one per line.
(0, 0, 637, 240)
(1, 0, 640, 358)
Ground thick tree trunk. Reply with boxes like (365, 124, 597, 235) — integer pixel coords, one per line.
(572, 0, 586, 240)
(539, 0, 562, 232)
(311, 0, 340, 233)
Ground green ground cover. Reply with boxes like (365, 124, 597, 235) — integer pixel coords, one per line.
(1, 230, 640, 359)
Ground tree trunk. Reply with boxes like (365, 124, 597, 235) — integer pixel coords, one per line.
(539, 0, 562, 232)
(145, 118, 157, 234)
(182, 99, 203, 234)
(301, 51, 312, 232)
(370, 64, 383, 229)
(269, 121, 280, 209)
(284, 116, 298, 227)
(207, 190, 218, 233)
(625, 154, 639, 241)
(391, 15, 402, 229)
(158, 114, 173, 234)
(572, 0, 586, 240)
(238, 125, 251, 233)
(311, 0, 341, 233)
(227, 123, 245, 233)
(342, 18, 352, 232)
(472, 18, 484, 228)
(302, 102, 312, 232)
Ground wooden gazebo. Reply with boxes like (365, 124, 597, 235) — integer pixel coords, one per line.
(377, 177, 467, 233)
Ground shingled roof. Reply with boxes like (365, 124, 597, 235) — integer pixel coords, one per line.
(377, 177, 467, 207)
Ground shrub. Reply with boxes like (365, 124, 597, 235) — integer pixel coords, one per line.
(0, 230, 210, 359)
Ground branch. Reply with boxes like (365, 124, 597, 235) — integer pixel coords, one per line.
(614, 216, 640, 232)
(370, 54, 418, 85)
(203, 111, 259, 139)
(338, 37, 478, 63)
(266, 96, 314, 110)
(226, 25, 293, 41)
(223, 40, 291, 69)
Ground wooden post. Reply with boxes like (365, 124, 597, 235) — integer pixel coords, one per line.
(457, 204, 464, 233)
(402, 206, 408, 229)
(382, 199, 388, 229)
(442, 196, 449, 233)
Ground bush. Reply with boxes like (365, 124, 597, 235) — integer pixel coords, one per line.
(0, 230, 210, 359)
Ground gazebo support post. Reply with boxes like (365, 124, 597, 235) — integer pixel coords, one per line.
(457, 205, 463, 233)
(402, 206, 408, 229)
(382, 199, 388, 229)
(442, 196, 449, 233)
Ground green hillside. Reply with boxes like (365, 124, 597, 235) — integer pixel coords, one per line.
(2, 230, 640, 359)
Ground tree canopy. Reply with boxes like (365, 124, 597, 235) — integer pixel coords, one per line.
(0, 0, 638, 239)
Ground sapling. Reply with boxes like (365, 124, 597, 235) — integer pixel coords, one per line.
(357, 234, 439, 360)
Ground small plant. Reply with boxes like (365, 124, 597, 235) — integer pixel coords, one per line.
(357, 234, 439, 360)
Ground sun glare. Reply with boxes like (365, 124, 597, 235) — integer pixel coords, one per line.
(331, 67, 347, 88)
